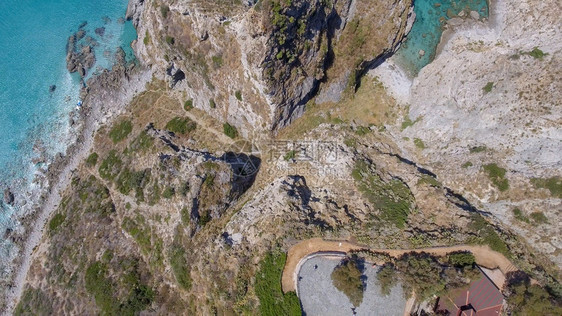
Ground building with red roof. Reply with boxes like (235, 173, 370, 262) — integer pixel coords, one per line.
(435, 267, 504, 316)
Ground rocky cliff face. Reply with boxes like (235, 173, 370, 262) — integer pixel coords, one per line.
(127, 0, 412, 134)
(378, 0, 562, 267)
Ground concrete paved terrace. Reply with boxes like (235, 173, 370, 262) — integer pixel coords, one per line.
(297, 255, 407, 316)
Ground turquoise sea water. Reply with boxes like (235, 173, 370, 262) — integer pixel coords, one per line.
(395, 0, 489, 76)
(0, 0, 136, 275)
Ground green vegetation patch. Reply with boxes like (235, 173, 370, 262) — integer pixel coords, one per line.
(165, 36, 175, 45)
(447, 252, 475, 267)
(170, 245, 192, 290)
(483, 163, 509, 192)
(160, 5, 169, 18)
(115, 168, 150, 195)
(512, 208, 530, 223)
(524, 47, 548, 59)
(165, 117, 196, 135)
(109, 120, 133, 143)
(461, 161, 473, 168)
(414, 138, 425, 149)
(72, 175, 114, 216)
(354, 125, 370, 136)
(469, 214, 510, 257)
(417, 174, 441, 188)
(235, 90, 242, 101)
(180, 207, 190, 226)
(184, 99, 194, 111)
(212, 55, 223, 68)
(401, 114, 422, 131)
(483, 82, 494, 93)
(531, 177, 562, 198)
(162, 186, 175, 199)
(395, 254, 446, 300)
(85, 260, 154, 315)
(129, 130, 154, 153)
(255, 252, 301, 316)
(85, 261, 119, 314)
(529, 211, 548, 224)
(122, 215, 152, 255)
(376, 264, 396, 296)
(374, 252, 483, 302)
(344, 137, 357, 148)
(86, 152, 98, 167)
(506, 272, 562, 315)
(223, 122, 238, 139)
(48, 213, 66, 234)
(331, 256, 365, 307)
(284, 150, 296, 161)
(143, 30, 151, 45)
(209, 98, 216, 108)
(14, 287, 53, 316)
(352, 160, 415, 228)
(98, 150, 123, 180)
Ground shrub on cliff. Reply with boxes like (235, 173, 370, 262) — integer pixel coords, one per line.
(255, 251, 301, 315)
(160, 5, 169, 18)
(86, 152, 98, 167)
(448, 252, 475, 267)
(14, 288, 53, 316)
(109, 120, 132, 143)
(351, 160, 414, 228)
(85, 260, 154, 315)
(483, 163, 509, 191)
(184, 99, 193, 111)
(223, 123, 238, 139)
(170, 245, 192, 290)
(98, 150, 123, 180)
(165, 117, 196, 135)
(505, 271, 562, 315)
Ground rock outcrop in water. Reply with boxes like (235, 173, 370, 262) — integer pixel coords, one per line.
(3, 189, 14, 206)
(66, 30, 96, 78)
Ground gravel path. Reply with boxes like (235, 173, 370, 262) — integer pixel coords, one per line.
(297, 256, 406, 316)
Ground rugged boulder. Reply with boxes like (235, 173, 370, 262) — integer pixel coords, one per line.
(66, 33, 96, 77)
(3, 188, 14, 205)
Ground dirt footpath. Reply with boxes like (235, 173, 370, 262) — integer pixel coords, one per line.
(282, 238, 518, 293)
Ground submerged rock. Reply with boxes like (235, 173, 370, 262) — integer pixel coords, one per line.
(76, 29, 86, 41)
(49, 85, 56, 93)
(4, 188, 14, 205)
(66, 38, 96, 77)
(95, 27, 105, 37)
(3, 228, 13, 239)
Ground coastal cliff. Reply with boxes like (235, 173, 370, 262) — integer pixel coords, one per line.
(4, 0, 562, 314)
(128, 0, 413, 133)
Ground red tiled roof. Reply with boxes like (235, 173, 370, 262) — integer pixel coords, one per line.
(436, 270, 504, 316)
